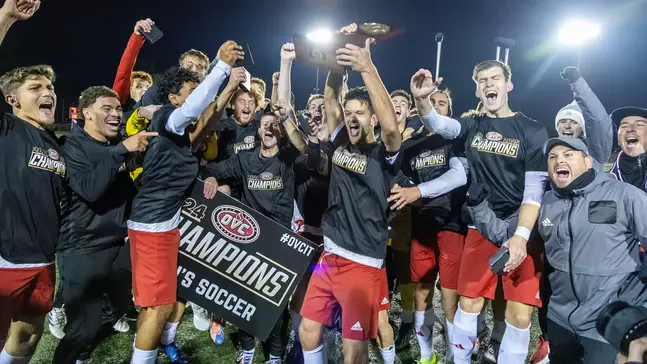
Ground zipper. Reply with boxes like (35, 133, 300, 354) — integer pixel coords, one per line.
(565, 196, 581, 332)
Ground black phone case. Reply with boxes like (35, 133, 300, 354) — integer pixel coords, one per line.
(235, 43, 254, 68)
(143, 24, 164, 44)
(489, 246, 510, 275)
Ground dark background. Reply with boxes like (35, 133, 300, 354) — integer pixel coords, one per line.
(1, 0, 646, 135)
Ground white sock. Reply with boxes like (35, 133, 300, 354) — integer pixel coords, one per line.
(269, 353, 281, 363)
(161, 321, 179, 345)
(302, 343, 327, 364)
(445, 319, 455, 362)
(379, 345, 395, 364)
(498, 320, 530, 364)
(492, 319, 506, 343)
(131, 348, 158, 364)
(290, 310, 302, 342)
(414, 310, 435, 359)
(76, 361, 86, 364)
(0, 349, 31, 364)
(451, 304, 479, 364)
(477, 309, 487, 335)
(240, 349, 255, 363)
(401, 309, 414, 324)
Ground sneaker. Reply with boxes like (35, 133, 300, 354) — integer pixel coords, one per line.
(191, 303, 210, 331)
(209, 316, 225, 345)
(112, 317, 130, 333)
(235, 350, 254, 364)
(483, 340, 501, 364)
(395, 321, 414, 350)
(48, 307, 66, 340)
(265, 358, 280, 364)
(124, 304, 139, 321)
(161, 342, 190, 364)
(420, 350, 438, 364)
(530, 336, 550, 364)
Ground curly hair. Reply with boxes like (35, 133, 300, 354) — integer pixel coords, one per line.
(131, 71, 153, 86)
(251, 77, 266, 94)
(230, 88, 263, 110)
(157, 67, 201, 105)
(343, 86, 373, 113)
(79, 86, 119, 111)
(0, 65, 55, 96)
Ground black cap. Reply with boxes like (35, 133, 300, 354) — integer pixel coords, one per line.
(611, 107, 647, 127)
(544, 136, 589, 156)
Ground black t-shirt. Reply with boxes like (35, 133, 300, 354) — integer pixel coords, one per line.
(0, 114, 65, 264)
(216, 117, 260, 162)
(457, 113, 548, 219)
(400, 135, 467, 236)
(206, 146, 299, 229)
(59, 129, 136, 254)
(321, 127, 401, 266)
(129, 104, 199, 226)
(294, 142, 334, 231)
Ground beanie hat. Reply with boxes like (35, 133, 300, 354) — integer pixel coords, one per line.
(555, 101, 585, 138)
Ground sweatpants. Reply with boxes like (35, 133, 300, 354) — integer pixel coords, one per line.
(547, 319, 617, 364)
(239, 309, 289, 359)
(537, 261, 553, 339)
(52, 243, 132, 364)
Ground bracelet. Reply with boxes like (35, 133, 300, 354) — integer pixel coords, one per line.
(514, 226, 531, 241)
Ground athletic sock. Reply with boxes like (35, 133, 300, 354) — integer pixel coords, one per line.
(415, 310, 435, 359)
(401, 309, 414, 325)
(379, 345, 395, 364)
(131, 348, 158, 364)
(0, 349, 31, 364)
(290, 310, 302, 342)
(161, 321, 179, 345)
(451, 304, 479, 364)
(498, 320, 530, 363)
(445, 319, 455, 362)
(492, 319, 506, 343)
(302, 343, 327, 364)
(268, 353, 281, 363)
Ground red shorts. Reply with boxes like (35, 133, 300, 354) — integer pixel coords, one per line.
(0, 265, 55, 340)
(410, 239, 438, 284)
(437, 231, 466, 290)
(457, 229, 544, 307)
(379, 268, 391, 310)
(300, 251, 384, 340)
(128, 228, 180, 307)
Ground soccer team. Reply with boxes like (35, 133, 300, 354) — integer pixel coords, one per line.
(2, 1, 647, 364)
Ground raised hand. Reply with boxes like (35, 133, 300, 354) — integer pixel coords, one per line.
(134, 18, 154, 35)
(339, 23, 358, 34)
(218, 40, 244, 67)
(410, 69, 443, 100)
(272, 72, 280, 86)
(227, 67, 247, 87)
(335, 38, 374, 74)
(280, 42, 296, 62)
(122, 131, 158, 152)
(1, 0, 41, 21)
(560, 66, 581, 84)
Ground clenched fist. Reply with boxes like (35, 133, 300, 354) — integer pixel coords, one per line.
(280, 43, 296, 62)
(122, 131, 158, 153)
(218, 41, 244, 67)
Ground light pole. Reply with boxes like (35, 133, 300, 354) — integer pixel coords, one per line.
(306, 29, 333, 95)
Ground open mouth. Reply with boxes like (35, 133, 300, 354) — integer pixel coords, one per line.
(485, 90, 498, 103)
(555, 167, 570, 182)
(395, 109, 402, 119)
(241, 109, 252, 120)
(626, 135, 640, 147)
(348, 122, 361, 138)
(39, 101, 54, 117)
(562, 131, 574, 136)
(106, 119, 121, 132)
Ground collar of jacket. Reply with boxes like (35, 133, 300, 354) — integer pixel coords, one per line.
(76, 125, 119, 146)
(552, 168, 598, 198)
(610, 151, 647, 184)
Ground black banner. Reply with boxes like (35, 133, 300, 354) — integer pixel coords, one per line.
(176, 180, 318, 340)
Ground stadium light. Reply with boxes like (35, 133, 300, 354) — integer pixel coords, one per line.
(306, 29, 333, 44)
(558, 19, 600, 46)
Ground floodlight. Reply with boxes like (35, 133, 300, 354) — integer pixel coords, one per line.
(558, 19, 600, 46)
(306, 29, 333, 44)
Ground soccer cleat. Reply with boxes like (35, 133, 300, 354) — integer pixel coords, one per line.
(112, 317, 130, 333)
(124, 303, 139, 321)
(191, 302, 211, 332)
(395, 321, 414, 350)
(419, 350, 437, 364)
(483, 340, 501, 364)
(530, 335, 550, 364)
(48, 306, 67, 340)
(161, 342, 190, 364)
(209, 316, 225, 345)
(235, 350, 254, 364)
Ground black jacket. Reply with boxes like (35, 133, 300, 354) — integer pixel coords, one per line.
(58, 128, 136, 255)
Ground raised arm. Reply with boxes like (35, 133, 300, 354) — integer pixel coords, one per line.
(112, 19, 151, 104)
(336, 38, 400, 152)
(0, 0, 39, 47)
(270, 72, 280, 106)
(324, 71, 344, 136)
(166, 41, 242, 136)
(410, 69, 462, 139)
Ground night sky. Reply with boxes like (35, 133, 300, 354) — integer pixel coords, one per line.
(1, 0, 646, 136)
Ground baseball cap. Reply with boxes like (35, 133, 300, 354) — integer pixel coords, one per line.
(543, 136, 590, 156)
(611, 107, 647, 127)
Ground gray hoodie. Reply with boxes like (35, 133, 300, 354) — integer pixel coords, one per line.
(538, 171, 647, 341)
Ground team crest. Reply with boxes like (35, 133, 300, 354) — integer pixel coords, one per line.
(244, 136, 255, 144)
(485, 132, 503, 141)
(260, 172, 273, 181)
(48, 149, 60, 160)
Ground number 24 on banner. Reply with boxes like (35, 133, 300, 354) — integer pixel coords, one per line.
(183, 198, 207, 222)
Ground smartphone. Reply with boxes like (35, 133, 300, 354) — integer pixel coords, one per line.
(488, 246, 510, 275)
(239, 69, 251, 92)
(142, 23, 164, 44)
(235, 42, 254, 68)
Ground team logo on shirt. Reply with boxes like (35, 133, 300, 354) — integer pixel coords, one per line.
(248, 173, 284, 190)
(411, 148, 446, 170)
(233, 137, 256, 154)
(28, 146, 66, 177)
(470, 132, 519, 158)
(332, 147, 368, 174)
(212, 205, 260, 244)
